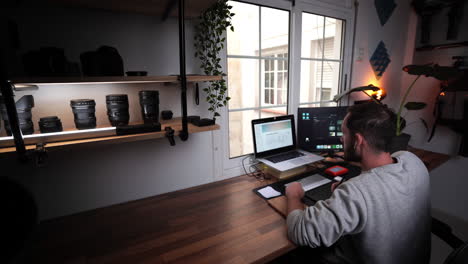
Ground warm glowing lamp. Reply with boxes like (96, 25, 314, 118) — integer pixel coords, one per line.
(333, 84, 385, 103)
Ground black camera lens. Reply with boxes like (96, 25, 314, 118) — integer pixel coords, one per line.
(70, 99, 96, 129)
(139, 90, 159, 124)
(106, 94, 129, 126)
(0, 95, 35, 136)
(39, 116, 63, 133)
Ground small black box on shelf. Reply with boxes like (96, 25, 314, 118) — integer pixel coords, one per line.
(161, 110, 173, 120)
(187, 115, 200, 124)
(192, 118, 215, 127)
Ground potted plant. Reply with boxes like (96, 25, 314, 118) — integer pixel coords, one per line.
(194, 0, 235, 120)
(389, 64, 460, 152)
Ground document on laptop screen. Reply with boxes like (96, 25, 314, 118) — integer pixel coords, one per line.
(254, 120, 294, 153)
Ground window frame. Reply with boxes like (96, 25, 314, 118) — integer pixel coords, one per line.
(215, 0, 355, 179)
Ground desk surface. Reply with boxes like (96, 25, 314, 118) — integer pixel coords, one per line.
(27, 148, 450, 263)
(28, 176, 294, 264)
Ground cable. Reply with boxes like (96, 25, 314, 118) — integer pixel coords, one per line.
(242, 155, 268, 180)
(241, 155, 252, 177)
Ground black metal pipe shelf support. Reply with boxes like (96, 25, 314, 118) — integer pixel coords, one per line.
(178, 0, 189, 142)
(0, 79, 27, 161)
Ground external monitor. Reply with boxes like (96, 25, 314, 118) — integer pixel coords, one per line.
(297, 106, 348, 153)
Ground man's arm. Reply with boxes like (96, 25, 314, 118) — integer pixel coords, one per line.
(285, 182, 304, 215)
(285, 182, 368, 248)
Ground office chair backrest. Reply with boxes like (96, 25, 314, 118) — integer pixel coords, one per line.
(443, 243, 468, 264)
(431, 217, 468, 264)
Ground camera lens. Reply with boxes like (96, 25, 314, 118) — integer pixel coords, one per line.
(106, 94, 129, 126)
(70, 99, 96, 129)
(39, 116, 63, 133)
(0, 95, 35, 136)
(139, 90, 159, 124)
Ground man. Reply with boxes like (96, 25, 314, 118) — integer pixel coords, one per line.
(286, 102, 431, 264)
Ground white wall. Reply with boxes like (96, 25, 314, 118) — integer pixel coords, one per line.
(1, 133, 217, 220)
(350, 0, 414, 109)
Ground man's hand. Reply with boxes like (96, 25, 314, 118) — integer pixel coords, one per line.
(286, 182, 304, 199)
(285, 182, 305, 215)
(331, 182, 341, 192)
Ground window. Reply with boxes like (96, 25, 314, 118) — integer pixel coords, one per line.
(300, 13, 344, 107)
(227, 1, 290, 158)
(263, 52, 288, 105)
(225, 1, 348, 161)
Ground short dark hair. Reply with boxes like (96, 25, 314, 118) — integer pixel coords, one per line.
(346, 102, 397, 153)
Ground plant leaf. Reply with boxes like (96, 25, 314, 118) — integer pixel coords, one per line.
(404, 102, 427, 110)
(420, 118, 428, 133)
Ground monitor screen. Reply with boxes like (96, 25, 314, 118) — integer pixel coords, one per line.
(297, 106, 348, 152)
(252, 115, 296, 157)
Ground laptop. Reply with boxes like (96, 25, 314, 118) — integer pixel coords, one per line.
(251, 115, 323, 171)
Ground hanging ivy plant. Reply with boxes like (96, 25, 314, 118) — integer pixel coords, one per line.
(194, 0, 234, 120)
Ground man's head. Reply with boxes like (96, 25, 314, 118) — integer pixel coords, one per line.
(341, 102, 397, 162)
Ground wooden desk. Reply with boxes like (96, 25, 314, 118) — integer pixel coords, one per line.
(27, 176, 294, 264)
(26, 148, 450, 263)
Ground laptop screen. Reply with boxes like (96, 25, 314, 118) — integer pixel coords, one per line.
(252, 115, 296, 158)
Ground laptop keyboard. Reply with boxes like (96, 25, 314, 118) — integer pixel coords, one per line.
(266, 151, 304, 163)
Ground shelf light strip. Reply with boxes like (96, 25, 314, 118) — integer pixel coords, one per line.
(0, 127, 116, 141)
(13, 81, 173, 86)
(12, 84, 39, 91)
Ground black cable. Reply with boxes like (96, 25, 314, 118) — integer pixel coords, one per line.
(195, 83, 200, 105)
(242, 155, 267, 180)
(242, 155, 251, 177)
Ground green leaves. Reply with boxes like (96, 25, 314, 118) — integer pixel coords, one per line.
(404, 102, 427, 110)
(194, 0, 234, 120)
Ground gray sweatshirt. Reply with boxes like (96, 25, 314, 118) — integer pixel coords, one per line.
(287, 151, 431, 264)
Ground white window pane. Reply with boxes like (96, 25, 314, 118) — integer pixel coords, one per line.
(302, 13, 324, 59)
(300, 60, 322, 103)
(278, 60, 283, 71)
(260, 107, 287, 119)
(324, 18, 344, 60)
(229, 110, 258, 157)
(261, 59, 288, 107)
(228, 58, 259, 109)
(322, 61, 341, 99)
(277, 72, 283, 88)
(227, 1, 259, 56)
(261, 7, 289, 58)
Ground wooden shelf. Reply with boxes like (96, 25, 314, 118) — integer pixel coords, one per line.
(10, 75, 222, 86)
(0, 118, 219, 154)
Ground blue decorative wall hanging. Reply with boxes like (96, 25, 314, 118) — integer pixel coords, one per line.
(375, 0, 396, 26)
(370, 41, 391, 80)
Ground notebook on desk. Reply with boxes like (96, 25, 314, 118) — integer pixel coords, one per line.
(252, 115, 323, 172)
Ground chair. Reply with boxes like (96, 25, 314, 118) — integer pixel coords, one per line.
(431, 217, 468, 264)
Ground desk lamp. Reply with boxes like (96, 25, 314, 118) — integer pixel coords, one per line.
(333, 84, 384, 103)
